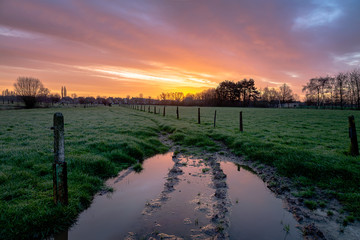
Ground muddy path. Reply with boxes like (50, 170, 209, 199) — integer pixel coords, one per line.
(119, 135, 303, 240)
(155, 134, 360, 240)
(207, 144, 360, 240)
(58, 134, 360, 240)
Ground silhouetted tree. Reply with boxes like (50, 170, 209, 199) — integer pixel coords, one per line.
(335, 72, 347, 109)
(261, 87, 280, 107)
(349, 69, 360, 109)
(14, 77, 49, 108)
(279, 83, 294, 105)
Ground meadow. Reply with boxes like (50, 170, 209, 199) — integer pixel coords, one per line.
(1, 105, 360, 239)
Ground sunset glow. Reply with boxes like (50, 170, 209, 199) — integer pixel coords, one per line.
(1, 0, 360, 98)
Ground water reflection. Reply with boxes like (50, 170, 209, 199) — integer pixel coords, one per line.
(221, 161, 302, 240)
(53, 155, 303, 240)
(56, 152, 174, 240)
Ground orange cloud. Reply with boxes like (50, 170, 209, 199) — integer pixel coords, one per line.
(0, 0, 359, 99)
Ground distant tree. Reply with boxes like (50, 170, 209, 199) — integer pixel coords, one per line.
(173, 92, 184, 102)
(2, 89, 15, 104)
(349, 69, 360, 109)
(279, 83, 294, 105)
(78, 97, 86, 105)
(14, 77, 49, 108)
(50, 94, 61, 105)
(159, 92, 167, 101)
(242, 79, 260, 106)
(216, 80, 236, 103)
(261, 87, 280, 107)
(335, 72, 347, 109)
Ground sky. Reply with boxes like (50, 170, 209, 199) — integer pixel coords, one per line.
(0, 0, 360, 99)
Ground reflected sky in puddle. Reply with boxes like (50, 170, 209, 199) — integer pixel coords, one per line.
(221, 161, 302, 240)
(55, 154, 303, 240)
(65, 152, 174, 240)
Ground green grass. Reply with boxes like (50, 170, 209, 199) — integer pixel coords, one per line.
(1, 105, 360, 238)
(0, 106, 168, 239)
(150, 106, 360, 218)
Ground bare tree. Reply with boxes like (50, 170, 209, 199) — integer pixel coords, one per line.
(14, 77, 49, 108)
(173, 92, 184, 102)
(159, 92, 167, 101)
(335, 72, 347, 109)
(279, 83, 294, 106)
(349, 69, 360, 109)
(261, 87, 280, 107)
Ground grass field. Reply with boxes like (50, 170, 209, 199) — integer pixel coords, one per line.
(1, 105, 360, 239)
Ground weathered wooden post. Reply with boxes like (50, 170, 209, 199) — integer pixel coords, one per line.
(214, 110, 217, 128)
(198, 108, 201, 124)
(348, 115, 359, 156)
(240, 111, 243, 132)
(176, 106, 179, 119)
(163, 106, 166, 116)
(52, 113, 68, 205)
(148, 106, 150, 113)
(154, 106, 156, 114)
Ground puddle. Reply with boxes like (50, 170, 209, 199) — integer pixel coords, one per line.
(60, 152, 175, 240)
(221, 161, 302, 240)
(130, 157, 215, 239)
(54, 153, 302, 240)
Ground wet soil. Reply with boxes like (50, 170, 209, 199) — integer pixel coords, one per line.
(55, 134, 360, 240)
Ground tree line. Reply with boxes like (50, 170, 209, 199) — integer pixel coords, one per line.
(302, 68, 360, 109)
(157, 79, 298, 107)
(5, 75, 338, 109)
(2, 77, 127, 108)
(4, 76, 299, 108)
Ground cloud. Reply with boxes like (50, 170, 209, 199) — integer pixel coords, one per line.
(293, 0, 343, 29)
(0, 0, 359, 97)
(333, 52, 360, 66)
(0, 26, 39, 39)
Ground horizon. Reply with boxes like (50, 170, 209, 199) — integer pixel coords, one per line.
(1, 0, 360, 99)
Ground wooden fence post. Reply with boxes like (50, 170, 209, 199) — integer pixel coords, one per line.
(198, 108, 201, 124)
(148, 106, 150, 113)
(163, 106, 166, 116)
(52, 113, 68, 205)
(154, 106, 156, 114)
(240, 111, 243, 132)
(349, 115, 359, 156)
(177, 106, 179, 119)
(214, 110, 217, 128)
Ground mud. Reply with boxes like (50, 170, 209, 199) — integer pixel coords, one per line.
(59, 134, 360, 240)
